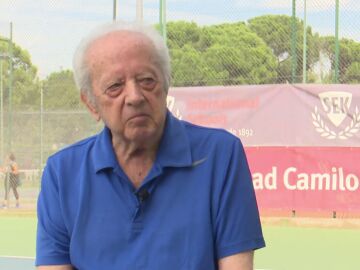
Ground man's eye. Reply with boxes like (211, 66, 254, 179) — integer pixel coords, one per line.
(104, 83, 123, 97)
(138, 77, 157, 89)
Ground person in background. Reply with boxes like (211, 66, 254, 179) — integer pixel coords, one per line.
(36, 21, 265, 270)
(2, 153, 20, 208)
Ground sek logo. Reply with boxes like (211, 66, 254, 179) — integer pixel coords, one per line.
(312, 91, 360, 139)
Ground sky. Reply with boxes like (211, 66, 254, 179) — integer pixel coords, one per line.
(0, 0, 359, 78)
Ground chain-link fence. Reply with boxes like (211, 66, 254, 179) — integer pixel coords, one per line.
(163, 0, 360, 85)
(0, 1, 359, 210)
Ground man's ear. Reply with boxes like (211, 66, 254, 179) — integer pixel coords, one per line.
(81, 92, 101, 122)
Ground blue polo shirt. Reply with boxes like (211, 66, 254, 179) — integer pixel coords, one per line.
(36, 111, 265, 269)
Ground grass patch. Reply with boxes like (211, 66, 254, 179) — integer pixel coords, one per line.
(0, 216, 37, 257)
(0, 215, 359, 270)
(255, 224, 360, 270)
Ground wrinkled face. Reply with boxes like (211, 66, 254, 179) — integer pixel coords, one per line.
(83, 31, 167, 144)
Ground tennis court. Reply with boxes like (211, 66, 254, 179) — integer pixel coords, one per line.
(1, 214, 359, 270)
(0, 256, 34, 269)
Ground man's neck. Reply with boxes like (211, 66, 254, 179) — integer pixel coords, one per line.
(112, 135, 161, 188)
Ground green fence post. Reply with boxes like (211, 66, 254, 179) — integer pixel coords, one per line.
(40, 83, 44, 175)
(291, 0, 297, 83)
(159, 0, 167, 42)
(334, 0, 340, 83)
(7, 22, 13, 153)
(113, 0, 117, 21)
(0, 59, 3, 161)
(302, 0, 307, 83)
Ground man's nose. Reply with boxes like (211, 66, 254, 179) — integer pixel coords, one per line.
(125, 81, 145, 106)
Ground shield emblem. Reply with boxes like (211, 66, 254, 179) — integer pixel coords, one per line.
(318, 91, 352, 127)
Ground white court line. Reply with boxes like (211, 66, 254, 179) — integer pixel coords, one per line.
(0, 255, 35, 260)
(0, 256, 273, 269)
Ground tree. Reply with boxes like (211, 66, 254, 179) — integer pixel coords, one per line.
(344, 62, 360, 83)
(171, 45, 208, 86)
(320, 36, 360, 83)
(248, 15, 320, 83)
(0, 37, 40, 110)
(42, 69, 81, 110)
(166, 21, 277, 86)
(40, 70, 97, 164)
(167, 21, 201, 49)
(202, 22, 277, 85)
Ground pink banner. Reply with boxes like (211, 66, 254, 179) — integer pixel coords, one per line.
(168, 84, 360, 147)
(246, 147, 360, 213)
(168, 84, 360, 214)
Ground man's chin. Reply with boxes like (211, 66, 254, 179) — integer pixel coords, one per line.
(126, 128, 159, 144)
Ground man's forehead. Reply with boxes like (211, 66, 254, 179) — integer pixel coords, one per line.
(85, 30, 162, 84)
(87, 31, 152, 56)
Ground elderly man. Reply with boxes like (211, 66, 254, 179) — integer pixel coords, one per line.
(36, 21, 265, 270)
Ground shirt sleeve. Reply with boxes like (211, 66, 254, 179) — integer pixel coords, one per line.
(214, 138, 265, 259)
(36, 159, 72, 266)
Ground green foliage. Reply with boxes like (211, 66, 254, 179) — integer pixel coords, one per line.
(42, 69, 81, 109)
(320, 36, 360, 83)
(344, 62, 360, 83)
(171, 44, 208, 86)
(167, 21, 277, 86)
(248, 15, 321, 83)
(38, 70, 100, 166)
(0, 36, 39, 110)
(167, 21, 200, 49)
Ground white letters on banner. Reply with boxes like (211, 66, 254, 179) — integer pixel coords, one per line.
(253, 166, 359, 192)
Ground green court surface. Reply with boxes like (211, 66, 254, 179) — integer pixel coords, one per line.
(0, 215, 37, 269)
(0, 215, 359, 270)
(0, 216, 37, 257)
(256, 222, 360, 270)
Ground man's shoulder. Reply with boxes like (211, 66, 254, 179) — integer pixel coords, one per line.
(48, 134, 98, 163)
(178, 119, 244, 160)
(181, 120, 239, 145)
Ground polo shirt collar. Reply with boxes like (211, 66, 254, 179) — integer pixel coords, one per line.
(91, 110, 193, 173)
(155, 110, 192, 168)
(92, 127, 118, 172)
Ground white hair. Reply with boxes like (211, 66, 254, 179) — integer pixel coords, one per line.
(72, 21, 171, 98)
